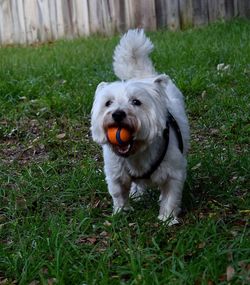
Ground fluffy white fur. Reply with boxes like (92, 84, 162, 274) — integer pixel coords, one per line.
(91, 29, 190, 225)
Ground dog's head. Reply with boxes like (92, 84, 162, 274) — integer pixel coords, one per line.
(91, 75, 169, 156)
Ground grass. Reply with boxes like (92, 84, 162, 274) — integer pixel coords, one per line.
(0, 19, 249, 284)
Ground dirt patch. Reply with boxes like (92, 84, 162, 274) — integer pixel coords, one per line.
(0, 118, 50, 165)
(0, 117, 94, 165)
(0, 138, 48, 165)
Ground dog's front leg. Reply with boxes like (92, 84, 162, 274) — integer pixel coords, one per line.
(107, 179, 131, 214)
(158, 178, 184, 225)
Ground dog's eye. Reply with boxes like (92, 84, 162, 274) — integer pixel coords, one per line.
(132, 99, 142, 106)
(105, 100, 112, 107)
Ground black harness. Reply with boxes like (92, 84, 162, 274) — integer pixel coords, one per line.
(130, 112, 183, 180)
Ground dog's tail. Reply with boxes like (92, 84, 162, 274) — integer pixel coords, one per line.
(113, 29, 157, 80)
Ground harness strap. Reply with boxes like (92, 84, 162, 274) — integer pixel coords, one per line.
(130, 112, 183, 180)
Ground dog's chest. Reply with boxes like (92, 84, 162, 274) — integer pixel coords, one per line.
(125, 140, 165, 177)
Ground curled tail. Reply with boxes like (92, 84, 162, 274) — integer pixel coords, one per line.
(113, 29, 156, 80)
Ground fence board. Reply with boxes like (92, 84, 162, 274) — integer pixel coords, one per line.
(24, 0, 39, 44)
(110, 0, 125, 32)
(225, 0, 234, 19)
(0, 0, 249, 45)
(193, 0, 209, 26)
(179, 0, 193, 29)
(238, 0, 250, 17)
(10, 0, 26, 44)
(155, 0, 167, 28)
(124, 0, 135, 29)
(132, 0, 156, 30)
(101, 0, 115, 35)
(166, 0, 180, 30)
(88, 0, 103, 33)
(36, 0, 51, 41)
(208, 0, 226, 22)
(0, 0, 12, 44)
(48, 0, 58, 40)
(52, 0, 62, 38)
(108, 0, 121, 33)
(74, 0, 90, 36)
(61, 0, 73, 37)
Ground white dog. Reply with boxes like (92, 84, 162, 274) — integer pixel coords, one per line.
(91, 30, 189, 225)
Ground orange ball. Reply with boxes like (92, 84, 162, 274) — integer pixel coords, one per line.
(107, 127, 132, 145)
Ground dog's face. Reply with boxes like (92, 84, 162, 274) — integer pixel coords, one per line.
(91, 75, 169, 156)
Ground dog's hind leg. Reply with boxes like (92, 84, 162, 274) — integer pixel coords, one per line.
(158, 178, 184, 225)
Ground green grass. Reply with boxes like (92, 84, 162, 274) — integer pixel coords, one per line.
(0, 19, 249, 285)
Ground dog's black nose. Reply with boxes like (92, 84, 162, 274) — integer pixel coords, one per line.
(112, 110, 126, 122)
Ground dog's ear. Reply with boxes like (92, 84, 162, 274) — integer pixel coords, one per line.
(96, 82, 108, 92)
(154, 74, 169, 85)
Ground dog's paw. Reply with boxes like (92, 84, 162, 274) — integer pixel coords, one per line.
(157, 215, 180, 226)
(130, 183, 145, 201)
(113, 205, 134, 215)
(129, 191, 143, 201)
(113, 206, 122, 215)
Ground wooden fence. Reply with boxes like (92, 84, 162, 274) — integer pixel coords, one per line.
(0, 0, 249, 45)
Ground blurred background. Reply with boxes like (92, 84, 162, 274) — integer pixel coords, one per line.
(0, 0, 250, 45)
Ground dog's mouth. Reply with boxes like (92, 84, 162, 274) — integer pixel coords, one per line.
(112, 140, 134, 156)
(105, 123, 135, 157)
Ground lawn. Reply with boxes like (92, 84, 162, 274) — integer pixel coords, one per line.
(0, 19, 249, 285)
